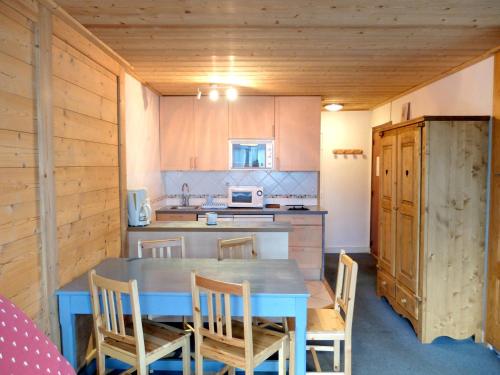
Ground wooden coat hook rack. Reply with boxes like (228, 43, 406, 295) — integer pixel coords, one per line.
(332, 149, 364, 155)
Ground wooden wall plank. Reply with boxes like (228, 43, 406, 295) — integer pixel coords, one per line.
(53, 76, 117, 123)
(52, 43, 117, 101)
(0, 167, 38, 205)
(0, 10, 33, 64)
(51, 14, 120, 75)
(53, 107, 118, 145)
(0, 51, 34, 99)
(56, 187, 119, 227)
(0, 217, 39, 246)
(0, 129, 37, 168)
(54, 137, 118, 167)
(0, 90, 36, 133)
(55, 166, 119, 196)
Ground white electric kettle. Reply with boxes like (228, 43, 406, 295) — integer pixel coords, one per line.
(128, 188, 152, 226)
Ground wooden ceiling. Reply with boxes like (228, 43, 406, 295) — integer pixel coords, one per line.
(56, 0, 500, 110)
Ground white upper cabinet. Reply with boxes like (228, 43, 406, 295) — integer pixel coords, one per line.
(228, 96, 275, 139)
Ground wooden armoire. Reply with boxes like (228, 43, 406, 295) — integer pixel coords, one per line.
(375, 116, 489, 343)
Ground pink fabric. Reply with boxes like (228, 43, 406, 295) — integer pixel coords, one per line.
(0, 294, 75, 375)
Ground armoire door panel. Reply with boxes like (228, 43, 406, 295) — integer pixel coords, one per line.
(396, 127, 421, 295)
(379, 206, 395, 275)
(396, 210, 418, 292)
(379, 134, 397, 277)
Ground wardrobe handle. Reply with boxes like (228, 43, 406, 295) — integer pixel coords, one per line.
(381, 281, 387, 287)
(401, 298, 407, 305)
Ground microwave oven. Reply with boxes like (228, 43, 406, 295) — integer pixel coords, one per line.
(229, 140, 273, 170)
(227, 186, 264, 208)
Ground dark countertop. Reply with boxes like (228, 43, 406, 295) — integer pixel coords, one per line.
(128, 221, 293, 232)
(155, 205, 328, 215)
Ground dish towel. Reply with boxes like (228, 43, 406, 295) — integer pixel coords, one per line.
(0, 294, 75, 375)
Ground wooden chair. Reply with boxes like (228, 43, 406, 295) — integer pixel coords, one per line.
(217, 235, 257, 260)
(137, 237, 186, 258)
(288, 250, 358, 375)
(137, 237, 191, 326)
(191, 271, 288, 375)
(88, 269, 191, 375)
(218, 235, 287, 332)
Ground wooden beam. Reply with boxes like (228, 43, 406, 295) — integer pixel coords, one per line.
(35, 3, 59, 345)
(118, 69, 128, 256)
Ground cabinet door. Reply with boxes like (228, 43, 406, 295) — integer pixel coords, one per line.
(275, 96, 321, 171)
(160, 97, 195, 170)
(229, 96, 275, 139)
(194, 97, 229, 170)
(395, 127, 421, 294)
(379, 133, 397, 277)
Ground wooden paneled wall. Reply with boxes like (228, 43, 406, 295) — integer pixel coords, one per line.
(0, 0, 125, 340)
(0, 1, 42, 325)
(52, 20, 121, 286)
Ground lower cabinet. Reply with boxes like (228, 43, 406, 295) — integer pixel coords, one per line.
(275, 214, 324, 280)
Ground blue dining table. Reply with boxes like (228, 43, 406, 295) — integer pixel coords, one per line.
(56, 258, 309, 374)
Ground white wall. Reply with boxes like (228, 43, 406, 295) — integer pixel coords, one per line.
(372, 57, 494, 126)
(125, 74, 164, 207)
(320, 111, 372, 253)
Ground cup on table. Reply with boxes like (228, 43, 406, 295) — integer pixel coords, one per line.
(206, 212, 218, 225)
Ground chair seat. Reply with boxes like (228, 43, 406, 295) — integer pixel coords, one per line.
(102, 320, 188, 359)
(287, 308, 346, 339)
(200, 320, 287, 369)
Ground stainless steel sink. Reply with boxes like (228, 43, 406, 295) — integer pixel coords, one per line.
(169, 205, 199, 210)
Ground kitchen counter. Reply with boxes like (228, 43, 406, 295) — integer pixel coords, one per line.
(155, 205, 328, 215)
(128, 221, 292, 232)
(127, 220, 291, 259)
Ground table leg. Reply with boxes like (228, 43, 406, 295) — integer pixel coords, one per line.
(58, 296, 77, 369)
(294, 297, 308, 375)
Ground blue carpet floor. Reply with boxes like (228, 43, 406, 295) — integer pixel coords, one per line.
(101, 254, 499, 374)
(321, 253, 499, 375)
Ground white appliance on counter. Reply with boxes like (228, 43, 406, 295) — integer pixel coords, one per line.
(227, 186, 264, 208)
(229, 140, 274, 170)
(127, 188, 152, 226)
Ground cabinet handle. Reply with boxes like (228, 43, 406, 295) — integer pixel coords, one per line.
(401, 298, 407, 304)
(381, 281, 387, 286)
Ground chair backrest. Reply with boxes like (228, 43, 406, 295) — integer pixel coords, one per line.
(88, 269, 145, 358)
(334, 250, 358, 333)
(191, 272, 253, 360)
(137, 237, 185, 258)
(217, 235, 257, 260)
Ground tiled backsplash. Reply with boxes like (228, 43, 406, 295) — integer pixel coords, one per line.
(162, 171, 318, 198)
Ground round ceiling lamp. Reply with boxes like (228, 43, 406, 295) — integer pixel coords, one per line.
(208, 86, 219, 101)
(324, 103, 344, 112)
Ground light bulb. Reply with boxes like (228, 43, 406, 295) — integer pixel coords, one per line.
(324, 103, 343, 112)
(226, 87, 238, 101)
(209, 88, 219, 101)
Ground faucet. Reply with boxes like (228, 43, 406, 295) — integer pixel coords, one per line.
(181, 183, 190, 207)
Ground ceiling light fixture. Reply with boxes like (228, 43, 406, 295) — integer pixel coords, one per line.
(196, 88, 202, 100)
(324, 103, 344, 112)
(208, 86, 219, 101)
(226, 87, 238, 101)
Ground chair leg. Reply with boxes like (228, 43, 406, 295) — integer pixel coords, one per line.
(333, 339, 340, 372)
(289, 331, 295, 375)
(182, 338, 191, 375)
(278, 340, 286, 375)
(195, 353, 203, 375)
(344, 338, 351, 375)
(136, 358, 147, 375)
(96, 350, 105, 375)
